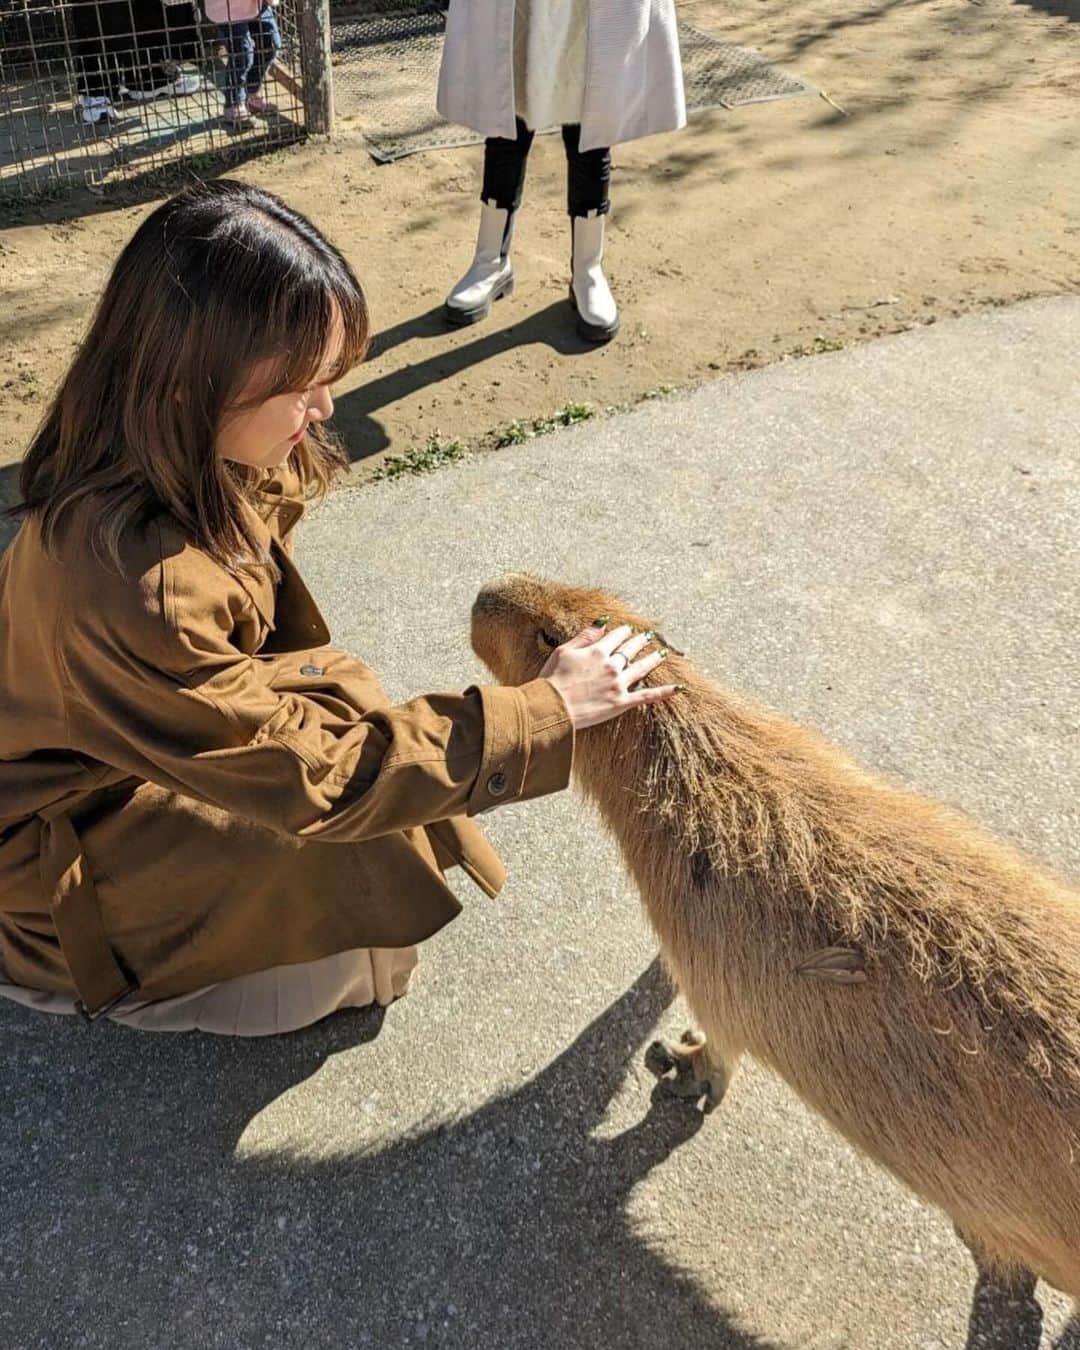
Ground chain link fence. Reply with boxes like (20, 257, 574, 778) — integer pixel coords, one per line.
(1, 0, 816, 201)
(0, 0, 325, 200)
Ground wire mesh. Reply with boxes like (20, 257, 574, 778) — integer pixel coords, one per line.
(329, 9, 815, 163)
(0, 0, 307, 200)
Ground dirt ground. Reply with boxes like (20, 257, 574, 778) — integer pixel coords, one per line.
(1, 0, 1077, 484)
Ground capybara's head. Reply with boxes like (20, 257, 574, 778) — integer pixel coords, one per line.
(471, 572, 683, 686)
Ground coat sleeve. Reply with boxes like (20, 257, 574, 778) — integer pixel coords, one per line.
(56, 537, 574, 843)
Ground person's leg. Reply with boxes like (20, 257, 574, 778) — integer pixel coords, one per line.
(563, 122, 611, 219)
(0, 946, 419, 1036)
(112, 946, 419, 1036)
(480, 116, 535, 213)
(445, 118, 535, 325)
(562, 123, 618, 342)
(245, 6, 282, 113)
(217, 19, 255, 120)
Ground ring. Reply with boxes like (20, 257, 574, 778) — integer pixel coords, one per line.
(612, 650, 631, 671)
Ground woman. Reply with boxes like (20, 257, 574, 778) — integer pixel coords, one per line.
(0, 180, 677, 1036)
(437, 0, 686, 340)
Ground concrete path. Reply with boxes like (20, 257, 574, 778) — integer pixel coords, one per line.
(2, 298, 1078, 1349)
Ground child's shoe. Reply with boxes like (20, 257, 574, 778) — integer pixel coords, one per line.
(246, 92, 278, 116)
(222, 102, 252, 126)
(123, 68, 202, 101)
(78, 95, 115, 126)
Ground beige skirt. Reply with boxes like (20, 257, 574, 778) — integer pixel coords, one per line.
(0, 945, 417, 1037)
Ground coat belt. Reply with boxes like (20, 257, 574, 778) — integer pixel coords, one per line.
(37, 806, 138, 1017)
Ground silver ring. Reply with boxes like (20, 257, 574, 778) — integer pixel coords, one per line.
(612, 650, 631, 672)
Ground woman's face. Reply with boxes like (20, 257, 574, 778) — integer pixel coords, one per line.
(216, 318, 343, 470)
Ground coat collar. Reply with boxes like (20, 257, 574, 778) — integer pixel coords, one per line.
(234, 490, 331, 652)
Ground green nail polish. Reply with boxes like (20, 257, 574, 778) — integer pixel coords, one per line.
(658, 647, 669, 658)
(643, 630, 656, 641)
(674, 683, 688, 692)
(593, 614, 610, 627)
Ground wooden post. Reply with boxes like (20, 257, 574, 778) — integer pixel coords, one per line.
(297, 0, 334, 136)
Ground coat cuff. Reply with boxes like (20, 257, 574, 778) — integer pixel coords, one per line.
(466, 679, 575, 816)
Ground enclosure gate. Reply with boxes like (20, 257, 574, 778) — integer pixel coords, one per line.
(0, 0, 332, 201)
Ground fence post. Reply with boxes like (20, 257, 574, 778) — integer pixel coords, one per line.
(297, 0, 334, 135)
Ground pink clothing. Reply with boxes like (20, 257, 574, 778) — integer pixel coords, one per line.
(203, 0, 261, 24)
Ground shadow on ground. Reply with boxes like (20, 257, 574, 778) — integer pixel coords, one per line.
(0, 959, 784, 1348)
(334, 301, 596, 462)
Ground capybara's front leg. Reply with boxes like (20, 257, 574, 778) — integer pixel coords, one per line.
(644, 1029, 739, 1113)
(957, 1225, 1042, 1350)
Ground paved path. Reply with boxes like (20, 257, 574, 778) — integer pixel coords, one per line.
(2, 298, 1078, 1348)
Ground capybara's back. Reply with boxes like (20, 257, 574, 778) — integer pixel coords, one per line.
(471, 573, 1080, 1302)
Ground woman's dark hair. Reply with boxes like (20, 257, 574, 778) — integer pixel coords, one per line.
(15, 178, 368, 570)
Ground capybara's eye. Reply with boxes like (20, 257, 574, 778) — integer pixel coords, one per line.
(538, 628, 561, 649)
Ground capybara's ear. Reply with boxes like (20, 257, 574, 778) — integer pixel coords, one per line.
(651, 630, 685, 657)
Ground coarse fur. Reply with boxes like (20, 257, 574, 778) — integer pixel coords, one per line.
(471, 573, 1080, 1305)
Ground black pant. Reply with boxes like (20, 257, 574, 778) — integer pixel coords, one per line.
(481, 119, 611, 217)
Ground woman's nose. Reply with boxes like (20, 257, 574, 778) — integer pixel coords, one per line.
(308, 385, 334, 423)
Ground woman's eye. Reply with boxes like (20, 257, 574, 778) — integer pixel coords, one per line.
(539, 628, 560, 649)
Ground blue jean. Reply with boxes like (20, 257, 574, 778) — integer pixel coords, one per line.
(217, 8, 281, 108)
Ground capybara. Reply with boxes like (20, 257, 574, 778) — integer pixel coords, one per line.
(471, 573, 1080, 1311)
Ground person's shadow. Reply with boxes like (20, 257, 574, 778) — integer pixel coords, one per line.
(0, 958, 779, 1349)
(0, 302, 595, 495)
(334, 301, 599, 463)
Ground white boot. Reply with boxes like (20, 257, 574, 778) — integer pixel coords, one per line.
(570, 213, 619, 343)
(124, 67, 202, 102)
(78, 94, 116, 126)
(445, 202, 516, 326)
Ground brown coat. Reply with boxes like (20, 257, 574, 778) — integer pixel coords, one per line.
(0, 476, 574, 1014)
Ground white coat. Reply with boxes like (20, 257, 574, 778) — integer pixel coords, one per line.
(436, 0, 686, 153)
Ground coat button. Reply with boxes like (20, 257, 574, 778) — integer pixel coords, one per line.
(486, 770, 508, 797)
(300, 664, 323, 676)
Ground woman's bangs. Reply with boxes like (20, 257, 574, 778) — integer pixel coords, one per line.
(233, 277, 368, 408)
(327, 276, 370, 381)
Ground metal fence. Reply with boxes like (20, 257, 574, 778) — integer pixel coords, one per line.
(0, 0, 331, 200)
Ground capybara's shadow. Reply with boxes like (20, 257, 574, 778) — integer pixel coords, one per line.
(962, 1267, 1045, 1350)
(965, 1293, 1080, 1350)
(0, 958, 779, 1348)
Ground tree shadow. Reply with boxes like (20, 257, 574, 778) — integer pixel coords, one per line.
(0, 958, 778, 1348)
(654, 0, 1078, 195)
(334, 301, 598, 462)
(0, 134, 299, 231)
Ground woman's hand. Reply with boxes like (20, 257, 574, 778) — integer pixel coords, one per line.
(539, 621, 682, 730)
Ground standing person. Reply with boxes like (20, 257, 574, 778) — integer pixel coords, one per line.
(0, 180, 678, 1036)
(437, 0, 686, 341)
(203, 0, 281, 125)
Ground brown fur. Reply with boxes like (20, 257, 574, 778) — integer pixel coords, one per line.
(471, 573, 1080, 1301)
